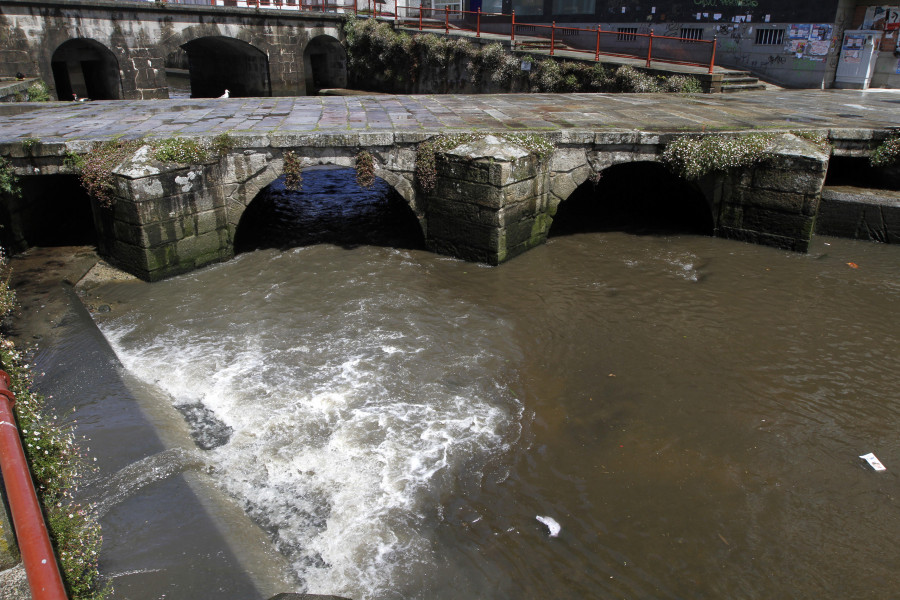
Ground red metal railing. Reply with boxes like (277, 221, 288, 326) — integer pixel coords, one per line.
(0, 370, 68, 600)
(152, 0, 717, 72)
(392, 4, 717, 73)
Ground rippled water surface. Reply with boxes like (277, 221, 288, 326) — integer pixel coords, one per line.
(92, 173, 900, 600)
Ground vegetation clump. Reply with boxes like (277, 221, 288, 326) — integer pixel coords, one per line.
(78, 139, 142, 207)
(283, 150, 302, 191)
(25, 80, 51, 102)
(0, 250, 106, 599)
(870, 133, 900, 167)
(355, 150, 376, 188)
(21, 138, 40, 156)
(343, 17, 702, 95)
(0, 157, 21, 199)
(151, 137, 210, 164)
(662, 134, 774, 180)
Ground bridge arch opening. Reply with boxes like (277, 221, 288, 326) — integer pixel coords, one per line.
(51, 39, 121, 101)
(549, 162, 714, 237)
(303, 35, 347, 94)
(0, 175, 98, 252)
(182, 37, 271, 98)
(233, 167, 425, 254)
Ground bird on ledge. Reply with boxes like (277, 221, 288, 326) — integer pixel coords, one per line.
(72, 93, 89, 102)
(218, 89, 230, 98)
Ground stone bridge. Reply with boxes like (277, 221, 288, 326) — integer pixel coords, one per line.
(0, 0, 347, 100)
(1, 91, 899, 280)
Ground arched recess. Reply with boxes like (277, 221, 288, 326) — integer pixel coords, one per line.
(51, 39, 121, 100)
(303, 35, 347, 94)
(549, 161, 715, 237)
(182, 36, 271, 98)
(232, 166, 424, 253)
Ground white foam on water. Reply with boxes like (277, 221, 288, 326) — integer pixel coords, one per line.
(100, 272, 522, 600)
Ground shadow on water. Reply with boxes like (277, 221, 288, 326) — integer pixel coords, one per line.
(31, 286, 293, 599)
(234, 167, 426, 254)
(549, 162, 714, 237)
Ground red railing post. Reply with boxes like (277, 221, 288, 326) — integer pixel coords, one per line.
(646, 28, 653, 67)
(595, 24, 601, 61)
(353, 0, 357, 16)
(0, 371, 68, 600)
(550, 21, 556, 56)
(418, 4, 422, 30)
(511, 10, 515, 46)
(445, 6, 449, 34)
(709, 35, 717, 74)
(476, 7, 481, 37)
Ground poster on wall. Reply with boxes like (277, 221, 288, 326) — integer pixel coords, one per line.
(789, 24, 812, 39)
(863, 6, 900, 30)
(809, 24, 833, 41)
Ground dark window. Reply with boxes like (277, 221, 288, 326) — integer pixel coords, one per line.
(617, 27, 638, 41)
(755, 28, 785, 45)
(680, 28, 704, 41)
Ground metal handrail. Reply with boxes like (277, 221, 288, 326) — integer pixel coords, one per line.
(0, 370, 68, 600)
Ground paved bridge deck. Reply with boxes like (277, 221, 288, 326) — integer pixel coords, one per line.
(1, 90, 900, 144)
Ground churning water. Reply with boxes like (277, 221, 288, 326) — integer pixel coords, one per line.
(90, 170, 900, 600)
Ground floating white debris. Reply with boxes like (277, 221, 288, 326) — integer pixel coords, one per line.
(536, 515, 561, 537)
(860, 453, 886, 471)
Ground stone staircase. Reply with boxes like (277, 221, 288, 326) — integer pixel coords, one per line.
(720, 71, 767, 93)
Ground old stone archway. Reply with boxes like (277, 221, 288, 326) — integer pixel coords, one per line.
(233, 166, 425, 253)
(50, 38, 121, 101)
(303, 35, 347, 94)
(550, 161, 714, 237)
(182, 36, 271, 98)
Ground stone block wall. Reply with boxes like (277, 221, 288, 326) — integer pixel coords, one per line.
(100, 149, 232, 281)
(713, 134, 830, 252)
(423, 136, 551, 265)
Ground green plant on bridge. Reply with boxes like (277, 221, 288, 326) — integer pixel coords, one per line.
(79, 139, 142, 207)
(0, 157, 21, 199)
(152, 137, 210, 164)
(662, 133, 774, 180)
(0, 251, 107, 599)
(283, 150, 302, 191)
(870, 133, 900, 167)
(25, 80, 51, 102)
(21, 137, 40, 156)
(355, 150, 376, 188)
(63, 150, 85, 170)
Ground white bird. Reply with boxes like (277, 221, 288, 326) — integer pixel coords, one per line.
(536, 515, 561, 537)
(218, 89, 230, 98)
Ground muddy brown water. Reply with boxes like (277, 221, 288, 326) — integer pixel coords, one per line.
(15, 169, 900, 600)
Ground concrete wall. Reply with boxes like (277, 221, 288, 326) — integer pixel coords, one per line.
(0, 0, 345, 99)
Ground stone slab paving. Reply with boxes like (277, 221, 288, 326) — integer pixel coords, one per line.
(1, 89, 899, 144)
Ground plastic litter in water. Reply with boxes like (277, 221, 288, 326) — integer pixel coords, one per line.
(536, 515, 561, 537)
(859, 453, 886, 471)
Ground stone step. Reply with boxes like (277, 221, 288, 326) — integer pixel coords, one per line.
(721, 83, 768, 93)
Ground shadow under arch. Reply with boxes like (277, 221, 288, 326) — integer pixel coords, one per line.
(550, 161, 714, 237)
(303, 35, 347, 94)
(51, 38, 121, 100)
(233, 166, 425, 254)
(182, 36, 271, 98)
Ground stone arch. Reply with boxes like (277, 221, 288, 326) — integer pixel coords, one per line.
(50, 38, 121, 100)
(549, 159, 715, 236)
(181, 36, 271, 98)
(225, 149, 424, 250)
(303, 35, 347, 94)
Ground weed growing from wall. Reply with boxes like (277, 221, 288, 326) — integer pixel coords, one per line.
(21, 138, 40, 156)
(283, 151, 303, 191)
(25, 80, 50, 102)
(870, 133, 900, 167)
(152, 138, 210, 164)
(79, 139, 142, 207)
(662, 134, 774, 179)
(355, 150, 376, 188)
(0, 157, 21, 199)
(0, 250, 106, 599)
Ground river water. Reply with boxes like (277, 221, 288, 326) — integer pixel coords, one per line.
(87, 169, 900, 600)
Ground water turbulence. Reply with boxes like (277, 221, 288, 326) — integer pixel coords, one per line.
(92, 165, 900, 599)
